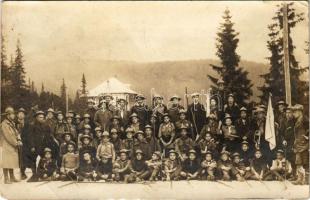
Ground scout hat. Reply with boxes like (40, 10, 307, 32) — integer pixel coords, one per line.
(227, 93, 234, 98)
(145, 124, 152, 130)
(232, 152, 240, 158)
(168, 149, 178, 155)
(75, 114, 81, 119)
(47, 108, 55, 113)
(119, 149, 129, 154)
(292, 104, 304, 111)
(110, 128, 118, 134)
(153, 94, 163, 100)
(83, 124, 91, 130)
(44, 147, 52, 153)
(34, 110, 45, 117)
(178, 109, 187, 115)
(223, 113, 232, 120)
(188, 149, 196, 155)
(66, 113, 74, 118)
(135, 94, 146, 101)
(135, 130, 145, 138)
(129, 113, 139, 119)
(62, 131, 73, 139)
(67, 141, 76, 149)
(101, 94, 114, 100)
(170, 95, 181, 101)
(217, 78, 224, 85)
(163, 113, 170, 118)
(18, 108, 26, 114)
(80, 134, 92, 141)
(276, 149, 284, 155)
(153, 151, 161, 158)
(135, 149, 143, 155)
(111, 115, 121, 121)
(276, 100, 287, 107)
(95, 127, 102, 132)
(204, 150, 212, 155)
(191, 92, 200, 98)
(285, 106, 293, 112)
(221, 150, 230, 156)
(117, 98, 128, 104)
(179, 124, 188, 131)
(87, 99, 95, 104)
(241, 140, 249, 146)
(240, 107, 247, 112)
(4, 107, 14, 115)
(255, 107, 265, 113)
(207, 113, 216, 119)
(83, 113, 91, 119)
(101, 131, 110, 137)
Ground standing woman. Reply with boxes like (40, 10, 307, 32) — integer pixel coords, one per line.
(0, 107, 22, 184)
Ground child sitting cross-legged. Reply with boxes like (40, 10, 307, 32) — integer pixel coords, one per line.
(60, 142, 79, 181)
(37, 148, 59, 181)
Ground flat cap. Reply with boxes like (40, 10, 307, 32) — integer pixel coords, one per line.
(135, 94, 146, 100)
(170, 95, 181, 101)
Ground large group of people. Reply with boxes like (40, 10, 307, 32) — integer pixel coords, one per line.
(0, 79, 308, 185)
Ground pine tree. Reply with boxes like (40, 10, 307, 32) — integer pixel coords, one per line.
(41, 83, 45, 93)
(1, 34, 10, 84)
(208, 9, 253, 105)
(60, 78, 66, 100)
(259, 3, 308, 104)
(81, 73, 87, 96)
(11, 39, 26, 90)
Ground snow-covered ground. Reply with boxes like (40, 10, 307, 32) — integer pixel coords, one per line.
(0, 170, 309, 199)
(0, 179, 309, 199)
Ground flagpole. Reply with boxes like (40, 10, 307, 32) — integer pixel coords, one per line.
(283, 3, 291, 106)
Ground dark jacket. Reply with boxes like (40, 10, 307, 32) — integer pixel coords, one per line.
(187, 103, 206, 138)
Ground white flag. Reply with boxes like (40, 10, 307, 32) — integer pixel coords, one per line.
(265, 95, 276, 150)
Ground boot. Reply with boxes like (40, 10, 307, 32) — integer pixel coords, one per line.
(20, 167, 28, 180)
(9, 169, 19, 182)
(292, 167, 305, 185)
(3, 169, 11, 184)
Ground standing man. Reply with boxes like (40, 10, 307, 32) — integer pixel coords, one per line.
(131, 94, 150, 126)
(187, 92, 206, 141)
(27, 110, 51, 182)
(168, 95, 184, 123)
(291, 104, 309, 185)
(45, 108, 56, 135)
(211, 78, 227, 113)
(0, 107, 22, 184)
(94, 97, 114, 132)
(152, 95, 167, 123)
(115, 98, 131, 127)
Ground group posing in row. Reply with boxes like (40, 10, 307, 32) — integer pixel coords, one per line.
(0, 79, 308, 184)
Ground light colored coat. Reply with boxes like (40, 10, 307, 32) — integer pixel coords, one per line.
(0, 119, 20, 168)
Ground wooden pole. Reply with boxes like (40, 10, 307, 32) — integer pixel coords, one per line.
(283, 3, 292, 106)
(65, 86, 69, 113)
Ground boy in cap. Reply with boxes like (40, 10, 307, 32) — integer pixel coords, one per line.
(77, 151, 98, 181)
(291, 104, 308, 185)
(238, 140, 253, 167)
(54, 111, 70, 143)
(113, 149, 131, 182)
(222, 113, 239, 153)
(168, 95, 184, 123)
(249, 148, 267, 181)
(198, 132, 219, 160)
(146, 151, 162, 181)
(174, 125, 194, 162)
(145, 125, 161, 154)
(180, 149, 200, 180)
(60, 142, 79, 181)
(121, 128, 135, 159)
(200, 151, 217, 181)
(127, 149, 149, 183)
(79, 134, 96, 163)
(92, 127, 102, 149)
(158, 113, 176, 158)
(110, 128, 122, 158)
(133, 131, 152, 160)
(78, 114, 92, 133)
(163, 149, 182, 181)
(175, 109, 193, 139)
(131, 94, 150, 126)
(37, 148, 59, 181)
(264, 149, 292, 181)
(187, 92, 206, 140)
(148, 113, 160, 138)
(231, 152, 251, 181)
(217, 150, 232, 181)
(60, 132, 76, 157)
(96, 131, 115, 161)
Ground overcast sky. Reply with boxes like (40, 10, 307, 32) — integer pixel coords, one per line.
(2, 1, 309, 93)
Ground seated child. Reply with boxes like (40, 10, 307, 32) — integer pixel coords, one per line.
(217, 150, 232, 181)
(79, 134, 96, 163)
(37, 148, 59, 181)
(60, 132, 76, 157)
(113, 149, 131, 182)
(77, 151, 97, 181)
(200, 151, 217, 181)
(60, 142, 79, 181)
(121, 128, 135, 159)
(93, 127, 102, 149)
(127, 149, 149, 183)
(146, 151, 162, 181)
(238, 140, 253, 167)
(198, 132, 219, 160)
(249, 148, 267, 181)
(180, 149, 200, 180)
(264, 149, 292, 181)
(231, 152, 251, 181)
(163, 149, 182, 181)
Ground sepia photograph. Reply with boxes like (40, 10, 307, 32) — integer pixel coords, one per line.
(0, 1, 309, 199)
